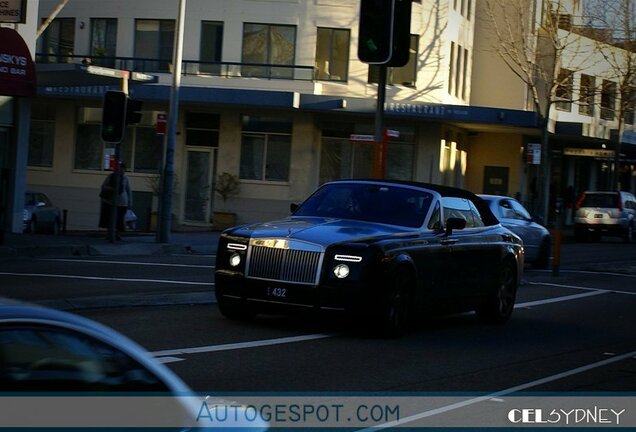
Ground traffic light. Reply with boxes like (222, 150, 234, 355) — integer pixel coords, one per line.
(101, 90, 127, 143)
(358, 0, 412, 67)
(126, 98, 143, 125)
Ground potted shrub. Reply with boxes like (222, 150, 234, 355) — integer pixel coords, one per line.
(213, 172, 240, 229)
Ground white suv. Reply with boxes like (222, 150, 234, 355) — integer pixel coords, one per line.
(574, 191, 636, 242)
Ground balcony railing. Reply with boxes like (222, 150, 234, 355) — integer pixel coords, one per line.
(36, 54, 317, 81)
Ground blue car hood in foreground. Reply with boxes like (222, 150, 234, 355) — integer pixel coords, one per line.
(228, 216, 417, 247)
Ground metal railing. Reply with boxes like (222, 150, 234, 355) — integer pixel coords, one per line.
(36, 54, 317, 81)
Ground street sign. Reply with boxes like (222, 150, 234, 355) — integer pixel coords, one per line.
(156, 113, 167, 135)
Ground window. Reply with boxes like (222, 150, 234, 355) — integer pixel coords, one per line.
(186, 112, 220, 147)
(555, 69, 573, 111)
(90, 18, 117, 67)
(601, 80, 616, 120)
(623, 87, 635, 125)
(29, 104, 55, 168)
(74, 108, 160, 173)
(368, 35, 418, 87)
(200, 21, 223, 75)
(39, 18, 75, 62)
(442, 197, 484, 228)
(461, 47, 469, 100)
(239, 116, 292, 181)
(316, 28, 350, 82)
(242, 23, 296, 79)
(578, 74, 595, 116)
(134, 19, 175, 72)
(319, 123, 415, 184)
(0, 325, 170, 392)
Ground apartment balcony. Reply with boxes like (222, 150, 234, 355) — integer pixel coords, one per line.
(35, 54, 322, 95)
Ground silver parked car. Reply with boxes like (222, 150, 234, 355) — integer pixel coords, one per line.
(479, 195, 551, 268)
(574, 191, 636, 242)
(23, 191, 61, 234)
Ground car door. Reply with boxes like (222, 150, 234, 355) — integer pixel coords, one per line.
(498, 199, 541, 257)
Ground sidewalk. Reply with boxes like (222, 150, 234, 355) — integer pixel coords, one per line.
(0, 229, 221, 258)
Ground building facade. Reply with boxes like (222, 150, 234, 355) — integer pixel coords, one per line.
(23, 0, 632, 232)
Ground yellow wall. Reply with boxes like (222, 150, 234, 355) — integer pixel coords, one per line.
(465, 133, 524, 196)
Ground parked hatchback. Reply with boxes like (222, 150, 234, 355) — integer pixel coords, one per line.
(23, 191, 61, 234)
(479, 195, 551, 268)
(574, 191, 636, 242)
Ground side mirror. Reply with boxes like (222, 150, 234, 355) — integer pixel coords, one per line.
(290, 203, 299, 213)
(445, 217, 466, 235)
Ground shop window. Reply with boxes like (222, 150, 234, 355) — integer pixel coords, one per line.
(134, 19, 175, 72)
(578, 74, 595, 116)
(319, 123, 414, 184)
(601, 80, 616, 120)
(74, 108, 160, 173)
(316, 27, 350, 82)
(242, 23, 296, 79)
(90, 18, 117, 67)
(38, 18, 75, 63)
(555, 69, 573, 111)
(239, 116, 292, 182)
(28, 104, 55, 168)
(369, 35, 418, 87)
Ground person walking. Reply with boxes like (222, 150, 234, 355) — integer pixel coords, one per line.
(99, 163, 133, 240)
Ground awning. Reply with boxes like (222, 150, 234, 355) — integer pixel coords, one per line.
(0, 28, 36, 97)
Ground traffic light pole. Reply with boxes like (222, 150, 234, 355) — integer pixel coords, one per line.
(107, 75, 129, 243)
(372, 65, 388, 179)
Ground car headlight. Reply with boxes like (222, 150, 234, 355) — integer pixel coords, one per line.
(229, 252, 242, 267)
(333, 264, 350, 279)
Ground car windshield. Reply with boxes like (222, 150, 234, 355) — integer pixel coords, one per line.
(294, 183, 434, 228)
(581, 193, 618, 208)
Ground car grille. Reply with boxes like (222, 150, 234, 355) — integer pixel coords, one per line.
(247, 244, 322, 285)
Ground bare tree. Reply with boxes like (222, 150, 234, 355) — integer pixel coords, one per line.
(584, 0, 636, 191)
(483, 0, 600, 222)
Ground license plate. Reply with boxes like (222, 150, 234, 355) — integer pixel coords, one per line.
(594, 214, 604, 218)
(266, 287, 288, 298)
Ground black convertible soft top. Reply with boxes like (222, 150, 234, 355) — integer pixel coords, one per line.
(329, 179, 500, 226)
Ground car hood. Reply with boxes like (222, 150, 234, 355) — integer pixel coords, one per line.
(227, 216, 417, 247)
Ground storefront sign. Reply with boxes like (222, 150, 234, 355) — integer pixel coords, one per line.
(0, 0, 26, 23)
(563, 148, 615, 158)
(0, 28, 35, 97)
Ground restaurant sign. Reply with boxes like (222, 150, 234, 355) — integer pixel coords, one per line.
(0, 28, 36, 97)
(0, 0, 26, 23)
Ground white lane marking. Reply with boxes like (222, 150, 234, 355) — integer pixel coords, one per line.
(0, 272, 212, 286)
(530, 269, 636, 278)
(150, 334, 333, 357)
(528, 281, 636, 296)
(38, 258, 214, 269)
(358, 349, 636, 431)
(515, 290, 608, 308)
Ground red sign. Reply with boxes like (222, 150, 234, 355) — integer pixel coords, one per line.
(156, 113, 167, 135)
(0, 28, 36, 97)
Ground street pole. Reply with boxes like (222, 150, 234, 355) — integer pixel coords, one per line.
(372, 65, 388, 179)
(157, 0, 186, 243)
(108, 73, 129, 243)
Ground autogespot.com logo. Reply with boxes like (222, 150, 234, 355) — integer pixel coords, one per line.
(508, 408, 626, 425)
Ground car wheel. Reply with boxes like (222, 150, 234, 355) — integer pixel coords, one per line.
(29, 218, 37, 234)
(623, 223, 634, 243)
(377, 267, 414, 337)
(533, 238, 551, 269)
(51, 219, 61, 235)
(476, 260, 517, 325)
(216, 295, 255, 320)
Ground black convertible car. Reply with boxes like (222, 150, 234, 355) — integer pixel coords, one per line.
(215, 180, 524, 335)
